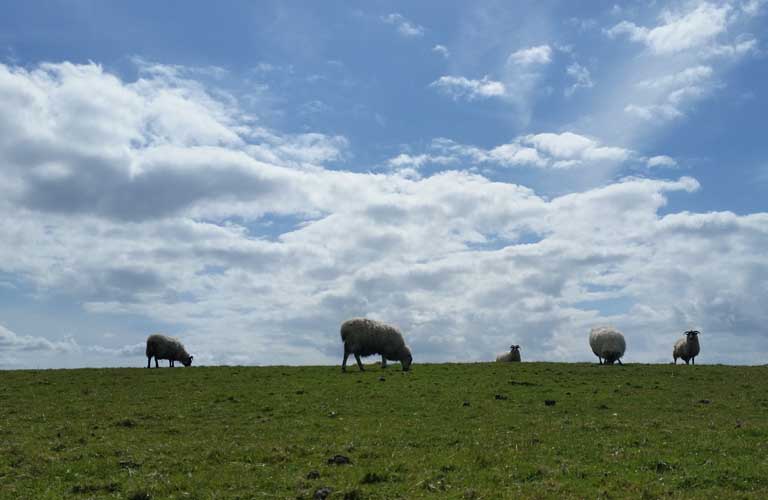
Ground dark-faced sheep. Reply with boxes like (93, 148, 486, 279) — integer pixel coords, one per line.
(496, 345, 521, 362)
(589, 327, 626, 365)
(145, 334, 193, 368)
(673, 330, 701, 365)
(340, 318, 412, 372)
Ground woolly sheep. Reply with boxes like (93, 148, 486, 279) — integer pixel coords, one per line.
(340, 318, 413, 372)
(495, 345, 521, 362)
(589, 327, 626, 365)
(673, 330, 701, 365)
(146, 334, 193, 368)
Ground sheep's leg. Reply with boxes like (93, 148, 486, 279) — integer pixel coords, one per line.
(154, 357, 159, 368)
(147, 356, 151, 369)
(354, 353, 365, 371)
(381, 355, 387, 369)
(598, 357, 603, 365)
(674, 357, 677, 365)
(685, 359, 690, 365)
(692, 357, 695, 365)
(617, 359, 623, 366)
(342, 349, 350, 372)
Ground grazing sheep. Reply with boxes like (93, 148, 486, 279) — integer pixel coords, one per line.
(145, 334, 193, 368)
(496, 345, 521, 362)
(673, 330, 701, 365)
(589, 327, 626, 365)
(340, 318, 412, 372)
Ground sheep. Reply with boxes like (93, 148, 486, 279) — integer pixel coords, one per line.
(340, 318, 412, 372)
(496, 345, 521, 362)
(673, 330, 701, 365)
(145, 334, 193, 368)
(589, 327, 626, 365)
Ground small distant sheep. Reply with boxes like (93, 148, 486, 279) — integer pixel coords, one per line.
(673, 330, 701, 365)
(496, 345, 521, 362)
(340, 318, 412, 372)
(145, 334, 193, 368)
(589, 327, 626, 365)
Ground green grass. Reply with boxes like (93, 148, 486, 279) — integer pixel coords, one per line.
(1, 362, 768, 499)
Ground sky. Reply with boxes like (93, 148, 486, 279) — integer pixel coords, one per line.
(0, 0, 767, 369)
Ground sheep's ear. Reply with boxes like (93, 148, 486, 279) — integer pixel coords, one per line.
(190, 356, 194, 361)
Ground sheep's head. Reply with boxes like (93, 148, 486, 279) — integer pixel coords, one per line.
(182, 355, 194, 367)
(510, 345, 520, 353)
(685, 330, 700, 341)
(400, 346, 413, 372)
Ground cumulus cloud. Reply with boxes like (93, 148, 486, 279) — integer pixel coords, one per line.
(422, 132, 633, 169)
(381, 13, 424, 37)
(432, 44, 450, 58)
(0, 61, 348, 221)
(429, 75, 506, 101)
(386, 153, 457, 170)
(606, 3, 731, 55)
(647, 155, 678, 168)
(741, 0, 766, 16)
(499, 44, 558, 125)
(565, 62, 594, 96)
(507, 45, 553, 65)
(637, 65, 713, 90)
(2, 60, 767, 368)
(624, 65, 718, 122)
(0, 324, 79, 353)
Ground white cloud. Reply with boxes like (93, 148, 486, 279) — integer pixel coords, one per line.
(565, 62, 594, 96)
(524, 132, 629, 162)
(429, 75, 506, 101)
(0, 61, 349, 221)
(0, 324, 79, 353)
(624, 65, 718, 122)
(606, 3, 731, 55)
(637, 65, 713, 90)
(499, 45, 558, 125)
(2, 60, 768, 368)
(508, 45, 553, 65)
(624, 103, 684, 121)
(432, 44, 450, 58)
(386, 153, 457, 170)
(741, 0, 766, 16)
(381, 13, 424, 37)
(426, 132, 633, 169)
(701, 37, 758, 58)
(647, 155, 678, 168)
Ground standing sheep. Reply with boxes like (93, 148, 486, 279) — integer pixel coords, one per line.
(589, 327, 626, 365)
(340, 318, 413, 372)
(146, 334, 193, 368)
(673, 330, 701, 365)
(496, 345, 521, 362)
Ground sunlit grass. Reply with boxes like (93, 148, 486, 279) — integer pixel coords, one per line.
(1, 362, 767, 498)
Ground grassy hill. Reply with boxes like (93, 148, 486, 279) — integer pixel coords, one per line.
(1, 362, 767, 499)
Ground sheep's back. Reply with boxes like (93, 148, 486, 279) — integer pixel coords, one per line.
(589, 327, 626, 356)
(146, 334, 187, 359)
(340, 318, 405, 356)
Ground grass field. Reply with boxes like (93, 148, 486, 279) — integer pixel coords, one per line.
(1, 362, 767, 499)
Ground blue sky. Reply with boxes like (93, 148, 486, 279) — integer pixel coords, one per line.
(1, 0, 767, 368)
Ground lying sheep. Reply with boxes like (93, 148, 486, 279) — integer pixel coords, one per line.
(673, 330, 701, 365)
(589, 327, 625, 365)
(340, 318, 412, 372)
(146, 334, 193, 368)
(496, 345, 521, 362)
